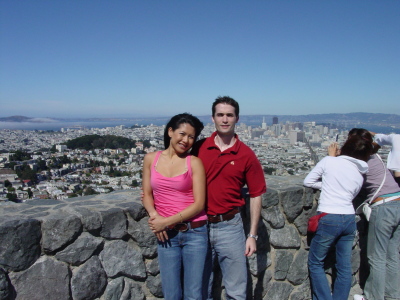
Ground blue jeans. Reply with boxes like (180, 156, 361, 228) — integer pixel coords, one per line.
(204, 213, 247, 300)
(157, 224, 208, 300)
(364, 200, 400, 300)
(308, 213, 356, 300)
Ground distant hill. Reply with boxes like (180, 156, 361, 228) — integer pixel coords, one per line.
(235, 112, 400, 128)
(0, 116, 58, 123)
(0, 116, 33, 122)
(1, 113, 399, 130)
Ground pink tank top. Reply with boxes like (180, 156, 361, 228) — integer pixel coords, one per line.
(150, 151, 207, 222)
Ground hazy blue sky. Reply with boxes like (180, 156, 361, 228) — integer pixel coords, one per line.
(1, 1, 399, 118)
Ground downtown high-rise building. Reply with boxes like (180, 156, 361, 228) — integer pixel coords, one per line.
(262, 117, 267, 129)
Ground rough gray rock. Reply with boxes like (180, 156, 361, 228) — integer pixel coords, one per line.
(122, 202, 147, 221)
(99, 240, 146, 279)
(146, 274, 163, 298)
(293, 206, 317, 236)
(0, 186, 368, 300)
(265, 281, 294, 300)
(71, 255, 107, 300)
(274, 250, 294, 280)
(99, 208, 127, 239)
(55, 232, 104, 265)
(0, 219, 41, 272)
(281, 187, 304, 223)
(128, 218, 158, 258)
(270, 226, 301, 249)
(67, 206, 102, 232)
(351, 248, 361, 275)
(121, 278, 146, 300)
(101, 276, 125, 300)
(290, 279, 311, 300)
(262, 188, 279, 208)
(0, 268, 11, 300)
(287, 249, 309, 285)
(253, 269, 273, 299)
(262, 205, 285, 229)
(41, 213, 82, 253)
(248, 251, 271, 276)
(146, 257, 160, 276)
(303, 188, 314, 208)
(9, 256, 70, 300)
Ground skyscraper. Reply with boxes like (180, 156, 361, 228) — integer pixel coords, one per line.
(262, 117, 267, 129)
(273, 116, 278, 125)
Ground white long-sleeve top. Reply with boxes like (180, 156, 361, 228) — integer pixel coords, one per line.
(304, 155, 369, 214)
(374, 134, 400, 172)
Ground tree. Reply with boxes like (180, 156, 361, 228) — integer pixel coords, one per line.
(84, 186, 99, 196)
(143, 140, 152, 148)
(37, 158, 48, 171)
(263, 167, 276, 175)
(50, 145, 57, 153)
(4, 179, 11, 188)
(16, 164, 38, 183)
(10, 150, 32, 161)
(6, 193, 18, 202)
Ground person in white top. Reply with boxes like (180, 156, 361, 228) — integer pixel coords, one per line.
(304, 135, 373, 300)
(370, 132, 400, 186)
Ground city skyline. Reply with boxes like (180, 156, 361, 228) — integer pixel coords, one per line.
(1, 1, 399, 118)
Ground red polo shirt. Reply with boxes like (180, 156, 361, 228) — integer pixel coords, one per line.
(192, 132, 267, 215)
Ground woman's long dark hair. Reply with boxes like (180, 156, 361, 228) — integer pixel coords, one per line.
(163, 113, 204, 149)
(340, 128, 374, 162)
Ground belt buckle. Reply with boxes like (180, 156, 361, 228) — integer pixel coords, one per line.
(173, 223, 189, 232)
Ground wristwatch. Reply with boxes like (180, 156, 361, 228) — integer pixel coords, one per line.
(247, 233, 258, 240)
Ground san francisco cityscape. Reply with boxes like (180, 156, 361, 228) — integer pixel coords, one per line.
(1, 113, 398, 202)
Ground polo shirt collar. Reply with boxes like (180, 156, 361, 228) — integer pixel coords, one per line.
(206, 131, 241, 154)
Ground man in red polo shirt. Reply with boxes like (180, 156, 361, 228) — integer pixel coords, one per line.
(192, 96, 266, 299)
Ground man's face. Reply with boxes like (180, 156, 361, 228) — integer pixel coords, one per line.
(212, 103, 238, 136)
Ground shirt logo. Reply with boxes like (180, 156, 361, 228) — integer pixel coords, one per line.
(230, 161, 235, 165)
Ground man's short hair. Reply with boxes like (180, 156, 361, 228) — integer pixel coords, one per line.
(212, 96, 240, 117)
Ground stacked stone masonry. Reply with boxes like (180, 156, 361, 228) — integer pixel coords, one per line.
(0, 176, 370, 300)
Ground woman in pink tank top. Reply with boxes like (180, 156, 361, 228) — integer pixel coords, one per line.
(142, 113, 208, 300)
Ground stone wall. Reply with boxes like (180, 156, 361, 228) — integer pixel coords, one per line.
(0, 176, 368, 300)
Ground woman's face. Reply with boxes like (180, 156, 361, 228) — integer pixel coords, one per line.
(168, 123, 196, 154)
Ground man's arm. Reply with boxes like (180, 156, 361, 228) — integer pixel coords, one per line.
(245, 195, 262, 257)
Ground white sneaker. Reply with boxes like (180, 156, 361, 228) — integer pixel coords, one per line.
(353, 295, 366, 300)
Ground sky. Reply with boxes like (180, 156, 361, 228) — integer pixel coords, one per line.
(1, 1, 399, 118)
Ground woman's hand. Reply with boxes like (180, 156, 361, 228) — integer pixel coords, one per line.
(149, 215, 168, 232)
(148, 215, 169, 242)
(155, 230, 169, 242)
(328, 142, 340, 157)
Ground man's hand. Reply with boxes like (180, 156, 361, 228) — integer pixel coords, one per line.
(140, 187, 144, 202)
(245, 237, 257, 257)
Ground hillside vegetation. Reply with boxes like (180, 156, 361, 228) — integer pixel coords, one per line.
(65, 135, 136, 150)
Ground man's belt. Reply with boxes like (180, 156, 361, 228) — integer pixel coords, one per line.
(207, 207, 241, 223)
(168, 220, 207, 232)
